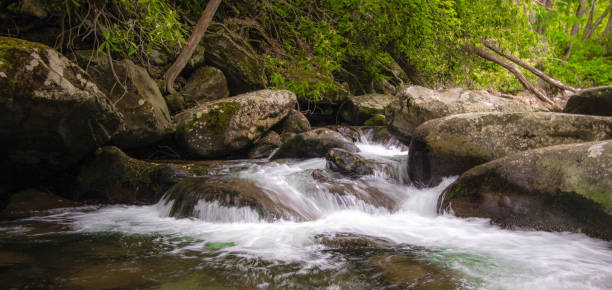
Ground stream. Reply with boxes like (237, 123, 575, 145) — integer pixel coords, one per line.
(1, 131, 611, 289)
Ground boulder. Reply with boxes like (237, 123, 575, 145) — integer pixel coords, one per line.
(74, 50, 173, 148)
(280, 109, 311, 134)
(341, 93, 394, 125)
(203, 28, 267, 95)
(0, 37, 123, 184)
(385, 85, 541, 143)
(248, 131, 281, 159)
(77, 146, 194, 203)
(160, 176, 307, 221)
(439, 140, 612, 240)
(181, 66, 229, 108)
(326, 148, 374, 176)
(563, 86, 612, 116)
(274, 128, 358, 158)
(1, 189, 77, 218)
(174, 89, 297, 158)
(314, 232, 396, 250)
(409, 112, 612, 187)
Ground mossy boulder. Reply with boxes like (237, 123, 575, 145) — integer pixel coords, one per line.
(175, 89, 297, 158)
(341, 93, 394, 125)
(202, 28, 267, 95)
(409, 112, 612, 187)
(77, 146, 190, 203)
(385, 85, 541, 143)
(248, 131, 282, 159)
(1, 189, 77, 218)
(74, 50, 173, 148)
(274, 128, 358, 158)
(181, 66, 229, 108)
(280, 109, 311, 134)
(326, 148, 374, 176)
(160, 176, 309, 221)
(563, 86, 612, 116)
(0, 37, 123, 184)
(439, 140, 612, 240)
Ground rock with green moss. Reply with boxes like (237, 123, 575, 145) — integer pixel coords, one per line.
(326, 148, 374, 176)
(563, 86, 612, 116)
(341, 93, 394, 125)
(439, 140, 612, 240)
(74, 50, 173, 148)
(202, 28, 267, 95)
(175, 89, 297, 158)
(280, 109, 311, 134)
(274, 128, 358, 158)
(181, 66, 229, 108)
(0, 37, 123, 184)
(385, 85, 542, 143)
(160, 176, 311, 221)
(77, 146, 190, 203)
(409, 112, 612, 187)
(1, 189, 77, 218)
(248, 131, 281, 159)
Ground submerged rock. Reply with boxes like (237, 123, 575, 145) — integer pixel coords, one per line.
(409, 112, 612, 187)
(341, 93, 394, 125)
(248, 131, 282, 159)
(563, 86, 612, 116)
(203, 28, 267, 95)
(160, 177, 307, 221)
(175, 89, 296, 158)
(274, 128, 358, 158)
(74, 50, 173, 148)
(326, 148, 374, 176)
(314, 232, 396, 250)
(181, 66, 229, 108)
(439, 140, 612, 240)
(77, 146, 190, 203)
(0, 37, 123, 184)
(368, 254, 460, 290)
(385, 85, 541, 143)
(1, 189, 77, 218)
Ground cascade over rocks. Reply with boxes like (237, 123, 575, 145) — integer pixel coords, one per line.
(563, 86, 612, 116)
(174, 89, 296, 158)
(274, 128, 358, 158)
(202, 28, 267, 95)
(439, 140, 612, 240)
(181, 66, 229, 108)
(0, 37, 123, 184)
(161, 176, 309, 221)
(341, 93, 394, 125)
(385, 85, 542, 143)
(74, 50, 173, 148)
(409, 112, 612, 187)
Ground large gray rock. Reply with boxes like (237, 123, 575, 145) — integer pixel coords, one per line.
(563, 86, 612, 116)
(439, 140, 612, 240)
(280, 109, 311, 134)
(326, 148, 374, 176)
(74, 50, 173, 148)
(409, 112, 612, 187)
(181, 66, 229, 108)
(274, 128, 358, 158)
(0, 37, 123, 183)
(203, 28, 267, 95)
(341, 93, 394, 125)
(385, 85, 541, 143)
(175, 89, 297, 158)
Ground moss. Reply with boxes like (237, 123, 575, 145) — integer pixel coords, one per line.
(445, 183, 466, 202)
(364, 114, 386, 126)
(193, 167, 209, 176)
(186, 101, 241, 136)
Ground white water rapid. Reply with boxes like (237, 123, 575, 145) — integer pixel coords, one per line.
(34, 130, 612, 289)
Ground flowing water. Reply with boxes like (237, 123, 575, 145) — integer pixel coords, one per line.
(1, 130, 611, 289)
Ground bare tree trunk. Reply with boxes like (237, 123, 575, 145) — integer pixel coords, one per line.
(567, 0, 590, 57)
(464, 43, 554, 105)
(480, 39, 577, 92)
(164, 0, 222, 94)
(582, 5, 611, 42)
(605, 8, 612, 37)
